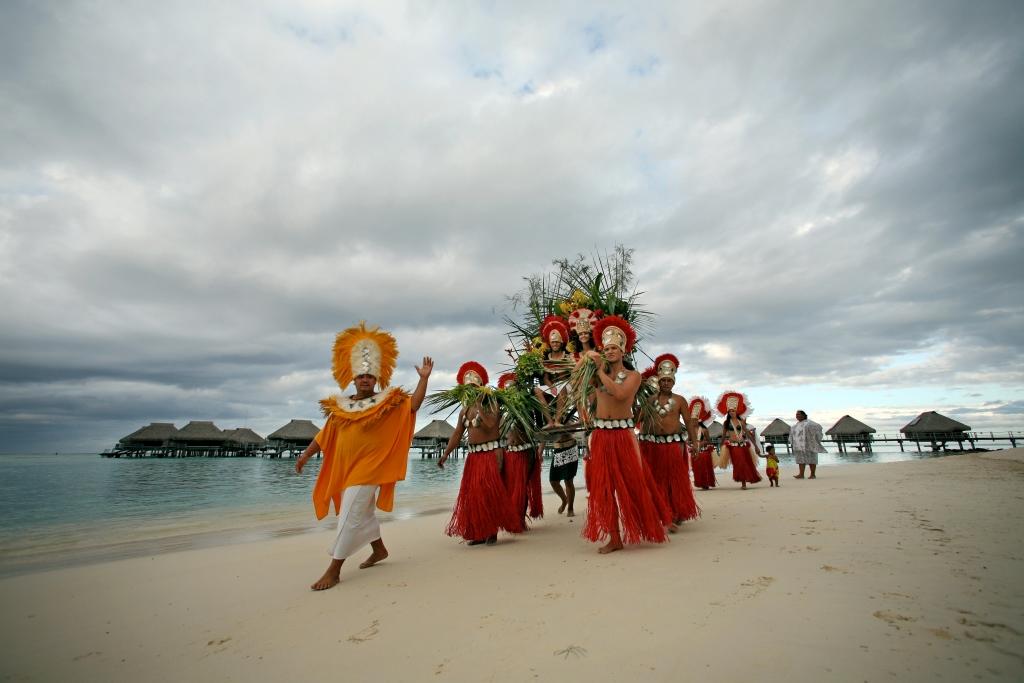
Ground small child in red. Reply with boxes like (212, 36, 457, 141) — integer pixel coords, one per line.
(761, 444, 780, 487)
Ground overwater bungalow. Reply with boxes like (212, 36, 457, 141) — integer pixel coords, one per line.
(267, 419, 321, 456)
(412, 419, 457, 458)
(223, 427, 266, 456)
(707, 420, 723, 444)
(761, 418, 791, 451)
(900, 411, 972, 451)
(827, 415, 877, 453)
(172, 421, 228, 456)
(115, 422, 180, 456)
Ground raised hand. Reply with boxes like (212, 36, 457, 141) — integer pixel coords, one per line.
(416, 356, 434, 379)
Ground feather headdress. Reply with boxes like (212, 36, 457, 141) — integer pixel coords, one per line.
(591, 314, 636, 353)
(540, 315, 570, 346)
(331, 321, 398, 390)
(654, 353, 680, 378)
(457, 361, 489, 386)
(716, 390, 752, 419)
(688, 396, 713, 426)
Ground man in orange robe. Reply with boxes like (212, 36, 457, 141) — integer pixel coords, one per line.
(296, 322, 432, 591)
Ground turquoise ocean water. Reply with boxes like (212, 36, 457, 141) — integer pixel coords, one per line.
(0, 444, 1010, 577)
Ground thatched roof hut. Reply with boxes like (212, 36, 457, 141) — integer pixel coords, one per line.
(414, 420, 456, 441)
(173, 421, 227, 445)
(223, 428, 266, 446)
(268, 419, 320, 446)
(412, 419, 456, 456)
(119, 422, 179, 447)
(828, 415, 876, 438)
(900, 411, 971, 436)
(760, 418, 791, 445)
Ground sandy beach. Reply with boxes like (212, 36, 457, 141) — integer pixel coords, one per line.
(2, 451, 1023, 682)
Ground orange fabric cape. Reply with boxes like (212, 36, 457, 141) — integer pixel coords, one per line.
(312, 388, 415, 520)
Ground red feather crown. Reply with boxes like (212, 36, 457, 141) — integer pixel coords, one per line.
(591, 314, 636, 353)
(457, 361, 489, 386)
(716, 390, 751, 419)
(688, 396, 713, 425)
(653, 353, 680, 377)
(497, 372, 517, 390)
(540, 315, 571, 346)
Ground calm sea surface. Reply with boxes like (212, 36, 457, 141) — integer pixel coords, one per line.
(0, 444, 1009, 576)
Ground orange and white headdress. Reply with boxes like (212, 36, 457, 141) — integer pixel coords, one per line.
(654, 353, 679, 378)
(497, 372, 517, 390)
(688, 396, 713, 427)
(641, 365, 659, 390)
(591, 315, 636, 353)
(331, 321, 398, 390)
(540, 315, 570, 347)
(716, 390, 752, 419)
(457, 361, 488, 387)
(567, 308, 598, 336)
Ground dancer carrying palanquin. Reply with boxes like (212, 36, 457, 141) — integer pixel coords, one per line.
(716, 390, 762, 489)
(686, 396, 717, 490)
(575, 315, 671, 553)
(294, 322, 433, 591)
(436, 362, 521, 545)
(637, 354, 700, 527)
(497, 372, 544, 528)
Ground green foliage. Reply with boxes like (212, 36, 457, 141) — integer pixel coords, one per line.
(424, 384, 498, 416)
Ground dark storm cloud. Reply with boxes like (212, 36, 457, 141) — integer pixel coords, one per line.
(1, 1, 1023, 451)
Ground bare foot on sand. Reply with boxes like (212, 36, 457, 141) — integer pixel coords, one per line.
(598, 540, 623, 554)
(558, 502, 567, 514)
(311, 571, 340, 591)
(793, 475, 805, 479)
(566, 509, 575, 517)
(668, 523, 679, 534)
(359, 548, 388, 569)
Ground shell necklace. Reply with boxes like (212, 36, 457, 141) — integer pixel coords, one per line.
(656, 396, 675, 417)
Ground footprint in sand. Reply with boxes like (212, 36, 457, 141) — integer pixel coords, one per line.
(73, 651, 102, 661)
(554, 645, 588, 660)
(348, 620, 380, 643)
(740, 576, 775, 598)
(873, 610, 917, 630)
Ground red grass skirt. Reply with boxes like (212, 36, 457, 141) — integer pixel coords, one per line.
(502, 450, 531, 521)
(640, 441, 700, 522)
(446, 449, 522, 541)
(689, 444, 717, 489)
(766, 466, 778, 479)
(583, 429, 669, 545)
(527, 449, 544, 519)
(728, 442, 763, 484)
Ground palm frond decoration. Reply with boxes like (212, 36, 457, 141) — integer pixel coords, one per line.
(634, 380, 662, 430)
(424, 384, 498, 416)
(502, 245, 656, 362)
(495, 386, 544, 442)
(568, 354, 601, 428)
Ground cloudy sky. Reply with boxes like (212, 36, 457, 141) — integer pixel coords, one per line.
(2, 1, 1022, 453)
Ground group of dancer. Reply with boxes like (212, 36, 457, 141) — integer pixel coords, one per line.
(435, 313, 767, 554)
(293, 315, 769, 589)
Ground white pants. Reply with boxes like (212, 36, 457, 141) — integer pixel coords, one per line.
(329, 485, 381, 560)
